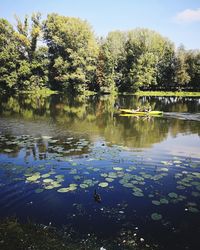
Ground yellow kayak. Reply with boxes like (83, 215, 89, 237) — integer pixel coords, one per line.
(119, 109, 163, 116)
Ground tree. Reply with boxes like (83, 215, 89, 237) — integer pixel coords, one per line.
(121, 29, 175, 92)
(0, 18, 19, 91)
(14, 13, 48, 90)
(43, 13, 98, 94)
(96, 42, 116, 93)
(174, 45, 190, 88)
(186, 50, 200, 91)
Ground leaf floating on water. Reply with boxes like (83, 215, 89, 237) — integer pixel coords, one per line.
(132, 191, 144, 197)
(74, 175, 81, 181)
(68, 184, 77, 191)
(80, 183, 88, 189)
(71, 162, 78, 166)
(105, 178, 114, 182)
(98, 182, 109, 188)
(151, 213, 162, 221)
(43, 178, 54, 183)
(152, 200, 161, 206)
(41, 173, 51, 178)
(3, 149, 14, 153)
(55, 175, 64, 179)
(159, 168, 169, 172)
(100, 173, 108, 178)
(176, 185, 185, 190)
(161, 161, 170, 165)
(45, 185, 54, 190)
(113, 167, 123, 171)
(168, 192, 178, 198)
(160, 198, 169, 204)
(57, 188, 70, 193)
(188, 207, 199, 213)
(42, 136, 52, 140)
(108, 172, 118, 178)
(35, 188, 44, 193)
(26, 173, 40, 182)
(173, 160, 182, 164)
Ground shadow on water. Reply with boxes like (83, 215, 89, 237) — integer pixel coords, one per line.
(0, 94, 200, 249)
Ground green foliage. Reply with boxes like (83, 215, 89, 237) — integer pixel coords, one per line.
(96, 43, 116, 93)
(0, 19, 19, 91)
(96, 31, 127, 93)
(186, 50, 200, 90)
(43, 14, 98, 93)
(174, 46, 190, 87)
(120, 29, 176, 92)
(0, 13, 200, 94)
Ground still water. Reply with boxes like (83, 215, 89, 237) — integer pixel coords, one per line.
(0, 94, 200, 249)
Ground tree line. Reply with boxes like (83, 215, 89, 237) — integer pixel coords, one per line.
(0, 13, 200, 94)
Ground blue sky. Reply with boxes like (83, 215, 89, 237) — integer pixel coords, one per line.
(0, 0, 200, 49)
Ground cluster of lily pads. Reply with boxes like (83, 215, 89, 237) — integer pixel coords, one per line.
(1, 133, 200, 223)
(0, 134, 91, 160)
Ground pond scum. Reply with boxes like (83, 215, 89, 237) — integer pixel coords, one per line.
(0, 133, 200, 249)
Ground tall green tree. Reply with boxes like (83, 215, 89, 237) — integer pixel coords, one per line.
(14, 13, 48, 90)
(43, 14, 98, 94)
(174, 45, 190, 88)
(96, 31, 127, 93)
(186, 50, 200, 91)
(96, 41, 116, 93)
(121, 29, 175, 92)
(0, 19, 19, 92)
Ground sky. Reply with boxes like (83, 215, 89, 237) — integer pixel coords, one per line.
(0, 0, 200, 49)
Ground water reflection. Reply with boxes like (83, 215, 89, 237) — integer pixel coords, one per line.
(0, 94, 200, 150)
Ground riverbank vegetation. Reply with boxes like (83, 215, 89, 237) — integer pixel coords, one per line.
(135, 91, 200, 97)
(1, 13, 200, 95)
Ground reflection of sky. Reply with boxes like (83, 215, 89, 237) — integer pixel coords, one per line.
(151, 133, 200, 158)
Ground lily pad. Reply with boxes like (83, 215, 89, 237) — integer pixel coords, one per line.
(188, 207, 199, 213)
(41, 173, 51, 178)
(98, 182, 109, 188)
(113, 167, 123, 171)
(3, 149, 14, 153)
(26, 174, 40, 182)
(160, 198, 169, 204)
(133, 191, 144, 197)
(152, 200, 161, 206)
(105, 178, 114, 182)
(57, 188, 70, 193)
(168, 192, 178, 198)
(35, 188, 44, 193)
(80, 183, 88, 189)
(151, 213, 162, 221)
(43, 178, 54, 183)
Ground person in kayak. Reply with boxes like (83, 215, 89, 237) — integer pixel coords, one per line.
(134, 105, 151, 112)
(114, 102, 121, 110)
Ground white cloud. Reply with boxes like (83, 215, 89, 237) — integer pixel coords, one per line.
(175, 8, 200, 23)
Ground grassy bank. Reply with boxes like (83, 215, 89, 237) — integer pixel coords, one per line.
(19, 88, 58, 97)
(135, 91, 200, 97)
(0, 217, 157, 250)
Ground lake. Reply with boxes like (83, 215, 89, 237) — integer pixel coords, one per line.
(0, 94, 200, 250)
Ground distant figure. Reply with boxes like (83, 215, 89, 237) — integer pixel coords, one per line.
(114, 102, 121, 110)
(93, 189, 101, 203)
(146, 106, 152, 112)
(143, 106, 151, 112)
(135, 106, 141, 111)
(132, 106, 140, 112)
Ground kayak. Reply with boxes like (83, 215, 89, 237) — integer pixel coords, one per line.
(119, 109, 163, 116)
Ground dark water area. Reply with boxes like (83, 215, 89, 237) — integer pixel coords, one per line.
(0, 93, 200, 249)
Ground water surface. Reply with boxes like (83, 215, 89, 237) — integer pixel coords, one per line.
(0, 94, 200, 249)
